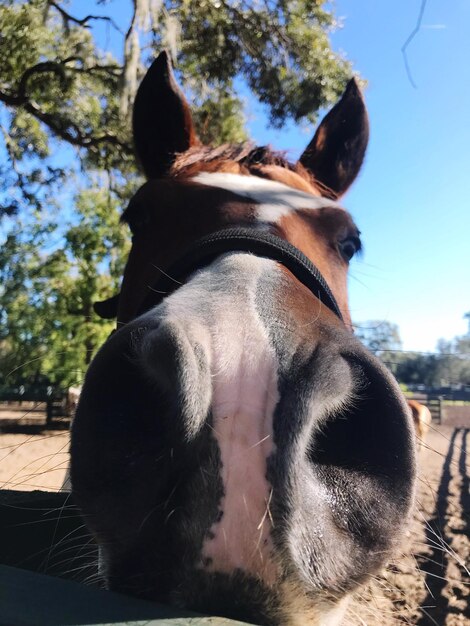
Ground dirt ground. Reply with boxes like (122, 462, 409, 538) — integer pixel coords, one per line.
(0, 407, 69, 491)
(0, 412, 468, 625)
(348, 425, 470, 626)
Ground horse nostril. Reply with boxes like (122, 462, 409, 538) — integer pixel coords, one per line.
(265, 346, 417, 595)
(311, 352, 416, 482)
(306, 350, 416, 547)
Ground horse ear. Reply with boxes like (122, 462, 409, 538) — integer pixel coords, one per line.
(299, 78, 369, 198)
(133, 51, 198, 179)
(94, 294, 120, 319)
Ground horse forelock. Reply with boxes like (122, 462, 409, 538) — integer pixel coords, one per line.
(169, 142, 336, 198)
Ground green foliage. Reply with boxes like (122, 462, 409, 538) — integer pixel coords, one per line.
(176, 0, 351, 127)
(2, 1, 133, 175)
(0, 189, 129, 386)
(191, 87, 248, 145)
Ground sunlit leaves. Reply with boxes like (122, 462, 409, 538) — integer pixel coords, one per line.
(0, 188, 129, 386)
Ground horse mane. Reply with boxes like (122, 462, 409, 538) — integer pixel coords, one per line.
(171, 142, 291, 173)
(169, 142, 333, 194)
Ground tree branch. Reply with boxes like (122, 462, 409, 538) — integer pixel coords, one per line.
(0, 89, 131, 153)
(401, 0, 428, 89)
(47, 0, 124, 35)
(17, 62, 67, 101)
(62, 57, 121, 75)
(0, 61, 132, 154)
(23, 99, 131, 151)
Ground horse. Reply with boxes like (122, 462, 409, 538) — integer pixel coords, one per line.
(65, 385, 82, 417)
(70, 51, 417, 626)
(408, 399, 432, 449)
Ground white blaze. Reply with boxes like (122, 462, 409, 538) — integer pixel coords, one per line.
(163, 253, 280, 582)
(193, 172, 341, 223)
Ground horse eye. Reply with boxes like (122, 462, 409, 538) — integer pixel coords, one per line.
(338, 236, 361, 262)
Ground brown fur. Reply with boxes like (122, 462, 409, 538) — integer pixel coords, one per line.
(408, 399, 432, 445)
(117, 166, 355, 326)
(118, 179, 258, 323)
(172, 143, 303, 178)
(170, 143, 336, 196)
(275, 208, 360, 328)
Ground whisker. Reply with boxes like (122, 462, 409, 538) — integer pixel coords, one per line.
(151, 263, 183, 285)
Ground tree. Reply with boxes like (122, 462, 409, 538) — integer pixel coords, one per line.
(354, 320, 403, 376)
(1, 0, 356, 386)
(355, 320, 402, 355)
(432, 333, 470, 387)
(464, 311, 470, 336)
(0, 187, 129, 387)
(394, 353, 439, 388)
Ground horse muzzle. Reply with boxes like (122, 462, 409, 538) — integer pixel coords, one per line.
(71, 263, 416, 625)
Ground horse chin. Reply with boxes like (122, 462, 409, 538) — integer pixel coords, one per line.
(277, 582, 350, 626)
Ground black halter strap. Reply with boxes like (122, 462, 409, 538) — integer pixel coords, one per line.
(140, 227, 343, 321)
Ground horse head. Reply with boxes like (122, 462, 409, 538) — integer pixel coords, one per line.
(71, 51, 416, 625)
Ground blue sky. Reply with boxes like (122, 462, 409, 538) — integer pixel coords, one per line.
(59, 1, 470, 350)
(336, 0, 469, 351)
